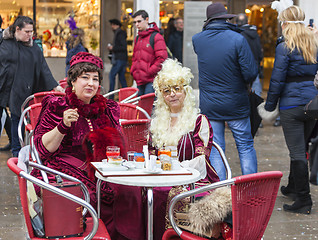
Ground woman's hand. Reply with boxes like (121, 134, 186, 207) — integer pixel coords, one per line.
(63, 108, 79, 127)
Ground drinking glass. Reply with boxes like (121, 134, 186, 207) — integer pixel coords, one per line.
(106, 146, 120, 161)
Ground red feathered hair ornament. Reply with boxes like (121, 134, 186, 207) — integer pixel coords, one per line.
(82, 126, 127, 180)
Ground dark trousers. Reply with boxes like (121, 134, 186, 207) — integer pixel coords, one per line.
(280, 106, 317, 164)
(137, 82, 154, 96)
(11, 114, 21, 157)
(280, 106, 317, 199)
(109, 59, 127, 99)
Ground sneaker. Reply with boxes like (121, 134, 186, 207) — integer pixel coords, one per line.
(273, 119, 281, 127)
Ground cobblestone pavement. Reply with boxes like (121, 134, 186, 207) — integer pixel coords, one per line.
(0, 121, 317, 239)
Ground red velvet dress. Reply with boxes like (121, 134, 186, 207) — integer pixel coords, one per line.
(148, 114, 220, 239)
(31, 88, 146, 240)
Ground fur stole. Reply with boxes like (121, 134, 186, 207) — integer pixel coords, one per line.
(3, 27, 33, 47)
(82, 126, 127, 180)
(66, 87, 107, 119)
(188, 187, 232, 237)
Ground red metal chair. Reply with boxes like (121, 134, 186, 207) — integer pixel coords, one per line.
(103, 87, 139, 103)
(59, 78, 68, 89)
(125, 92, 155, 117)
(162, 171, 283, 240)
(18, 103, 42, 147)
(119, 102, 151, 120)
(120, 119, 151, 153)
(21, 91, 66, 113)
(7, 157, 111, 240)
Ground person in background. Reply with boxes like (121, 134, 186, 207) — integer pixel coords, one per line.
(236, 13, 263, 97)
(167, 17, 184, 63)
(264, 5, 318, 214)
(130, 9, 168, 96)
(107, 19, 128, 98)
(0, 14, 12, 152)
(0, 16, 61, 157)
(148, 58, 221, 239)
(164, 17, 176, 44)
(65, 27, 87, 76)
(192, 3, 258, 181)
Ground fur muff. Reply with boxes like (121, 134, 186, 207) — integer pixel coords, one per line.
(257, 102, 279, 122)
(188, 187, 232, 237)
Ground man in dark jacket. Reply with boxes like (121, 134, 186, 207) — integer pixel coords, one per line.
(192, 3, 258, 180)
(131, 10, 168, 95)
(107, 19, 128, 98)
(167, 17, 183, 63)
(0, 16, 59, 157)
(236, 13, 263, 97)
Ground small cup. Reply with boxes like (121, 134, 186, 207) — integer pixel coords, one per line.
(134, 153, 145, 169)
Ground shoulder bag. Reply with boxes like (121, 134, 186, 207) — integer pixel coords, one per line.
(304, 95, 318, 120)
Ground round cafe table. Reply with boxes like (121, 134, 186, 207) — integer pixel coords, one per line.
(95, 168, 200, 240)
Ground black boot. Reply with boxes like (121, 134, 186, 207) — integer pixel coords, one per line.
(281, 162, 297, 200)
(0, 143, 11, 151)
(283, 161, 312, 214)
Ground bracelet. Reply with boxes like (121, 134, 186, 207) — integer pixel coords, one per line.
(57, 120, 71, 135)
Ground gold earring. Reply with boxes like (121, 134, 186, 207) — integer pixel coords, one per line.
(72, 86, 75, 92)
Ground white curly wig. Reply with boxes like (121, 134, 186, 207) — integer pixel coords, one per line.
(150, 58, 199, 148)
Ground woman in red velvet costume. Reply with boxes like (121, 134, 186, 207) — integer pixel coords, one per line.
(148, 59, 220, 239)
(31, 52, 145, 240)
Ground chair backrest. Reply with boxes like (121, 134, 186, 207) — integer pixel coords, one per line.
(231, 171, 283, 240)
(59, 78, 68, 89)
(119, 103, 151, 120)
(120, 119, 151, 152)
(33, 91, 66, 104)
(19, 103, 42, 147)
(103, 87, 139, 102)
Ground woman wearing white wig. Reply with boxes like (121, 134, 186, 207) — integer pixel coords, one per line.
(148, 59, 220, 239)
(263, 5, 318, 214)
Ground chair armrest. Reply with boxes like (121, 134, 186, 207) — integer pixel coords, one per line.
(168, 179, 235, 236)
(136, 106, 151, 119)
(120, 90, 139, 103)
(212, 141, 232, 180)
(19, 171, 98, 240)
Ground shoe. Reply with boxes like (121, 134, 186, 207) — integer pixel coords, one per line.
(283, 198, 312, 214)
(281, 186, 297, 200)
(273, 119, 281, 127)
(0, 143, 11, 151)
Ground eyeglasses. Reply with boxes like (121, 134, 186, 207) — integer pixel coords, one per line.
(133, 20, 144, 24)
(161, 85, 184, 96)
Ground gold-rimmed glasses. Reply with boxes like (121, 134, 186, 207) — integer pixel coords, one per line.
(161, 85, 185, 96)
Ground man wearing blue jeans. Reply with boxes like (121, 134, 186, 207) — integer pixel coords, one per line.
(193, 3, 258, 180)
(108, 19, 127, 98)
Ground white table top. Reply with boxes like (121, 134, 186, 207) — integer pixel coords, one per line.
(95, 168, 201, 187)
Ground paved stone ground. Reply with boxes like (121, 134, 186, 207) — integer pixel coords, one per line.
(0, 121, 318, 239)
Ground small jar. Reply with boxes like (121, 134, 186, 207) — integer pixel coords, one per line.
(160, 154, 172, 171)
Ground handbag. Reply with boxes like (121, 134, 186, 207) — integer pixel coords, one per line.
(41, 176, 84, 238)
(304, 95, 318, 120)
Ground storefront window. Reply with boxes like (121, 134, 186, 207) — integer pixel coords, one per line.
(0, 0, 100, 57)
(37, 0, 100, 57)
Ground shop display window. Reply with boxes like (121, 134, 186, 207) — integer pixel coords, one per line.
(0, 0, 100, 57)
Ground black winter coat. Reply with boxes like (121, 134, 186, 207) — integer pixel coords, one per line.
(0, 28, 57, 116)
(167, 30, 183, 63)
(112, 28, 128, 61)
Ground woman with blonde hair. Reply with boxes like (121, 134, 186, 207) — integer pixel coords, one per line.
(263, 5, 318, 214)
(148, 58, 220, 239)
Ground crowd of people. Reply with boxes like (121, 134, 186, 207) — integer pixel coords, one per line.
(0, 1, 318, 239)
